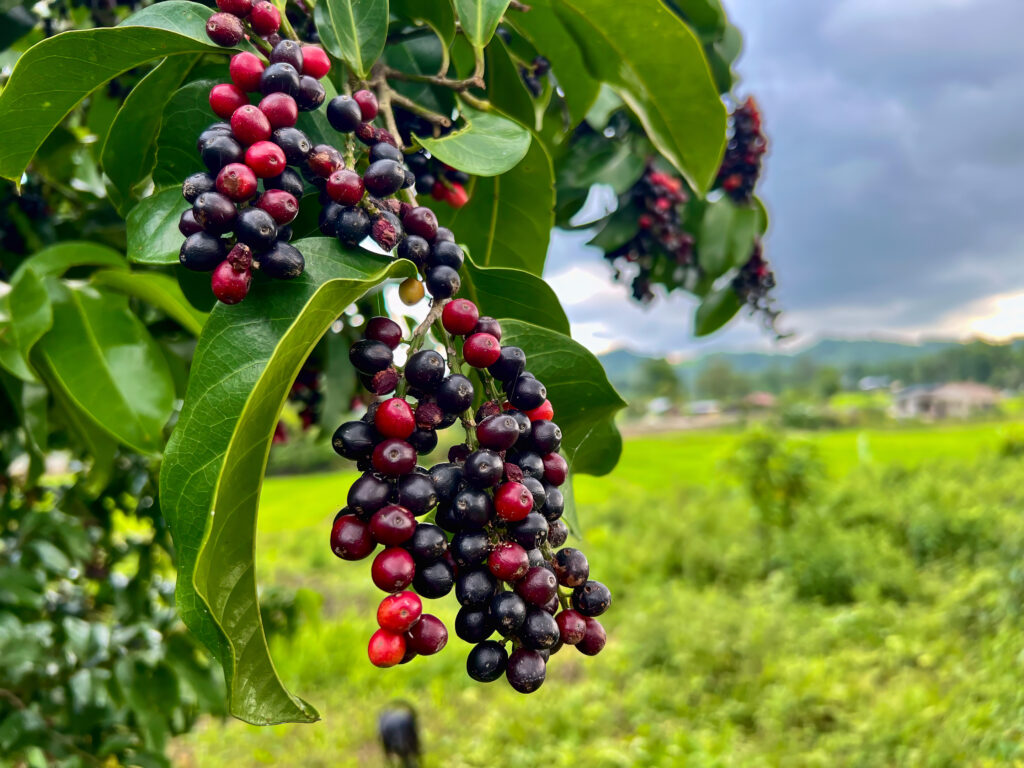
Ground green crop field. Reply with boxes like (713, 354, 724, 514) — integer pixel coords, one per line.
(175, 421, 1024, 767)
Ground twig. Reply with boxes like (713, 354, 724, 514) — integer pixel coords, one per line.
(459, 91, 492, 112)
(383, 66, 484, 93)
(509, 0, 532, 10)
(389, 92, 452, 128)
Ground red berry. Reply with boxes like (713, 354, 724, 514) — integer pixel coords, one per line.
(245, 140, 286, 177)
(231, 104, 271, 145)
(257, 189, 298, 224)
(402, 206, 438, 241)
(377, 591, 422, 632)
(371, 547, 416, 592)
(372, 438, 417, 476)
(542, 452, 568, 486)
(353, 89, 379, 121)
(211, 260, 251, 305)
(258, 92, 298, 128)
(206, 12, 244, 46)
(374, 398, 415, 439)
(515, 566, 557, 606)
(215, 162, 257, 201)
(556, 610, 587, 645)
(441, 299, 479, 335)
(577, 617, 606, 656)
(494, 481, 533, 522)
(209, 83, 248, 119)
(226, 242, 253, 271)
(368, 628, 406, 667)
(370, 504, 416, 545)
(487, 542, 530, 582)
(525, 399, 554, 422)
(249, 0, 280, 35)
(462, 333, 501, 368)
(430, 179, 446, 201)
(330, 513, 376, 560)
(230, 52, 264, 93)
(445, 182, 469, 208)
(365, 316, 403, 349)
(217, 0, 253, 14)
(326, 169, 364, 205)
(307, 144, 343, 177)
(406, 614, 447, 655)
(301, 45, 331, 79)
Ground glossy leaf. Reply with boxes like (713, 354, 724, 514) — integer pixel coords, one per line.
(91, 269, 208, 337)
(694, 282, 742, 336)
(102, 55, 196, 213)
(391, 0, 455, 50)
(460, 253, 570, 336)
(314, 0, 389, 79)
(153, 80, 219, 187)
(698, 197, 760, 278)
(498, 319, 625, 475)
(553, 0, 726, 193)
(452, 0, 510, 49)
(0, 268, 52, 381)
(127, 187, 189, 266)
(437, 136, 553, 275)
(35, 281, 175, 454)
(382, 33, 456, 115)
(161, 241, 414, 725)
(0, 1, 228, 182)
(414, 105, 531, 176)
(484, 36, 539, 130)
(12, 241, 127, 280)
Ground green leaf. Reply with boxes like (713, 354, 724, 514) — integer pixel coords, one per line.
(414, 105, 531, 176)
(498, 319, 625, 475)
(460, 252, 570, 336)
(436, 136, 553, 275)
(12, 241, 127, 281)
(0, 268, 52, 381)
(314, 0, 389, 79)
(694, 282, 741, 336)
(452, 0, 510, 48)
(0, 1, 230, 182)
(484, 36, 540, 130)
(553, 0, 726, 193)
(127, 188, 190, 266)
(382, 34, 456, 115)
(160, 241, 414, 725)
(90, 269, 208, 337)
(153, 80, 219, 188)
(391, 0, 455, 50)
(672, 0, 726, 35)
(698, 197, 760, 278)
(35, 281, 175, 454)
(102, 55, 196, 213)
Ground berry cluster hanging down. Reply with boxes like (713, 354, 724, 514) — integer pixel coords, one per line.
(715, 96, 766, 204)
(331, 301, 610, 694)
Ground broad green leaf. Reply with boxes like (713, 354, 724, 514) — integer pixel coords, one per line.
(436, 137, 553, 275)
(315, 0, 389, 79)
(127, 187, 189, 266)
(499, 319, 625, 475)
(382, 33, 456, 115)
(161, 241, 414, 725)
(694, 282, 742, 336)
(391, 0, 455, 50)
(0, 371, 48, 478)
(102, 55, 196, 213)
(484, 36, 539, 130)
(509, 0, 598, 127)
(153, 79, 220, 187)
(36, 282, 175, 454)
(698, 197, 760, 278)
(452, 0, 510, 49)
(0, 1, 230, 182)
(91, 269, 208, 337)
(553, 0, 726, 193)
(12, 241, 126, 281)
(0, 268, 51, 381)
(414, 105, 530, 176)
(672, 0, 726, 35)
(460, 252, 570, 336)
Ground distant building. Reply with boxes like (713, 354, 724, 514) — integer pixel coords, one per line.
(858, 375, 892, 391)
(892, 382, 1001, 420)
(686, 399, 720, 416)
(742, 391, 777, 410)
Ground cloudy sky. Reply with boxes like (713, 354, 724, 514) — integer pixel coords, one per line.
(543, 0, 1024, 357)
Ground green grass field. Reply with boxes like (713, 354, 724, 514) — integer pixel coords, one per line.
(175, 421, 1024, 767)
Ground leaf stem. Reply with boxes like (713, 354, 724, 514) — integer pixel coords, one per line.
(382, 66, 484, 93)
(459, 92, 492, 112)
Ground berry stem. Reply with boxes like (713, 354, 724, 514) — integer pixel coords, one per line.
(276, 9, 301, 42)
(388, 91, 452, 129)
(382, 66, 484, 93)
(436, 321, 479, 448)
(396, 299, 447, 398)
(246, 28, 273, 58)
(458, 92, 491, 112)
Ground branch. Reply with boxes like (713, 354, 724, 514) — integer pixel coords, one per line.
(383, 66, 484, 93)
(509, 1, 532, 10)
(389, 92, 452, 128)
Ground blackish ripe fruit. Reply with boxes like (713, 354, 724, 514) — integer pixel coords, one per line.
(467, 641, 507, 682)
(406, 614, 447, 655)
(349, 338, 393, 374)
(260, 62, 300, 97)
(506, 649, 546, 693)
(235, 208, 278, 252)
(326, 95, 363, 132)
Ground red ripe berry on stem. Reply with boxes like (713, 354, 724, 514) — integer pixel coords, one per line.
(462, 333, 501, 368)
(487, 542, 530, 582)
(211, 260, 251, 305)
(206, 12, 244, 47)
(368, 628, 406, 667)
(515, 566, 558, 606)
(209, 83, 248, 119)
(231, 105, 272, 145)
(494, 482, 533, 522)
(525, 400, 555, 422)
(474, 317, 502, 339)
(406, 614, 447, 655)
(215, 163, 257, 202)
(577, 617, 606, 656)
(301, 45, 331, 79)
(249, 0, 281, 35)
(257, 189, 299, 225)
(542, 453, 568, 486)
(364, 316, 403, 349)
(377, 591, 422, 633)
(445, 183, 469, 208)
(370, 504, 416, 545)
(371, 547, 416, 592)
(556, 610, 587, 645)
(442, 299, 479, 335)
(245, 140, 286, 177)
(374, 398, 415, 439)
(330, 514, 376, 560)
(230, 52, 265, 93)
(402, 207, 438, 241)
(326, 169, 364, 205)
(353, 89, 379, 121)
(372, 438, 417, 476)
(258, 93, 298, 128)
(217, 0, 253, 15)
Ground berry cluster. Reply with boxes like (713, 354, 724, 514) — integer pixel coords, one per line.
(715, 97, 766, 204)
(606, 166, 694, 303)
(330, 300, 610, 693)
(733, 238, 779, 327)
(519, 55, 551, 98)
(178, 37, 332, 303)
(406, 150, 469, 209)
